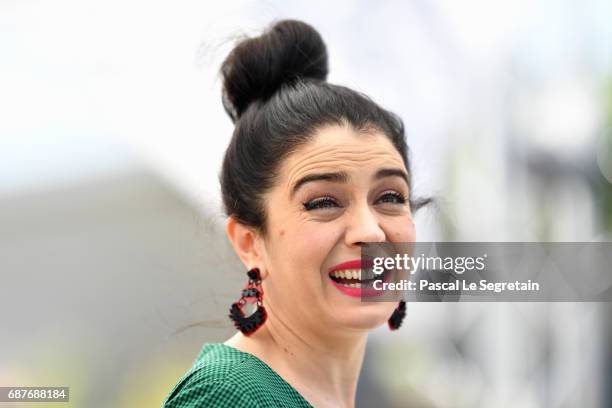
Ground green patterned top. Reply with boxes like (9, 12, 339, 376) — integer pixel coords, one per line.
(161, 343, 313, 407)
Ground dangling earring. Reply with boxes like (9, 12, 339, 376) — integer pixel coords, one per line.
(387, 300, 406, 330)
(229, 267, 267, 336)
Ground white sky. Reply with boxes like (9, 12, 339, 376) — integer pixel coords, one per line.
(1, 0, 611, 216)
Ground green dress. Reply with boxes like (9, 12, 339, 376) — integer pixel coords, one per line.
(161, 343, 313, 407)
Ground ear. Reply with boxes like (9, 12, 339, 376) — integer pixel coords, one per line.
(226, 217, 269, 279)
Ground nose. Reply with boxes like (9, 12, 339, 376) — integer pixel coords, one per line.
(345, 202, 386, 246)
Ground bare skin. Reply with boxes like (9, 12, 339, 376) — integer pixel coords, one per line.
(225, 123, 416, 408)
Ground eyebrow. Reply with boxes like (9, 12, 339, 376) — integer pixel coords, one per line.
(290, 168, 410, 198)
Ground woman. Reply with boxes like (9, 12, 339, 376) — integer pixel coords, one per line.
(162, 19, 424, 408)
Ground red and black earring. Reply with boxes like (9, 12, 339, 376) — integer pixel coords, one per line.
(229, 267, 267, 336)
(387, 300, 406, 330)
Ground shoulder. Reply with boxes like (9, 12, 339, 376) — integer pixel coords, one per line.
(162, 376, 258, 408)
(161, 343, 306, 408)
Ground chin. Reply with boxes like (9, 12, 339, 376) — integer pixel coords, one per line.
(335, 303, 398, 331)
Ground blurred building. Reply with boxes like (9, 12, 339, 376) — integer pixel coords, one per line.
(0, 168, 244, 407)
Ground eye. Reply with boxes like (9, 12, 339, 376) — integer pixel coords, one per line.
(377, 191, 407, 205)
(303, 196, 342, 211)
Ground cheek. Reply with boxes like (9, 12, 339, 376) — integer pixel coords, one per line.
(386, 217, 416, 242)
(278, 222, 341, 269)
(302, 224, 340, 259)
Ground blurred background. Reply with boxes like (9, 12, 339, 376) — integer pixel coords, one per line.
(1, 0, 612, 407)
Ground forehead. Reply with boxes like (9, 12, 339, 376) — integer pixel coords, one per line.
(281, 124, 406, 189)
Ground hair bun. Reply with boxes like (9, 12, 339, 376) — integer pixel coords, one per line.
(221, 19, 329, 122)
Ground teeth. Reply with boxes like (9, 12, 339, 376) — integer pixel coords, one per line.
(339, 282, 361, 288)
(330, 269, 362, 280)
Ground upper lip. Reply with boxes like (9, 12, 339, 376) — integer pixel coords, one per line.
(328, 258, 374, 273)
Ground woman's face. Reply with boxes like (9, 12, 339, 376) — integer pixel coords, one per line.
(257, 124, 416, 334)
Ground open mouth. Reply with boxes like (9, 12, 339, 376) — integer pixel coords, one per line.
(328, 268, 389, 288)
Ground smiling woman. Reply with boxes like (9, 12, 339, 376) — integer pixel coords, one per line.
(161, 19, 428, 408)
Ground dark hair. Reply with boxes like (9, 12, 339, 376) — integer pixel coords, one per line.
(220, 19, 428, 234)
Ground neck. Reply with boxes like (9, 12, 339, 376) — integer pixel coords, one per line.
(225, 305, 367, 408)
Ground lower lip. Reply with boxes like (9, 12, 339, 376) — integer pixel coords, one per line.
(329, 270, 393, 298)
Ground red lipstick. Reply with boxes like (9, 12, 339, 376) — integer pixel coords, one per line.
(328, 258, 390, 298)
(328, 258, 373, 273)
